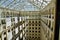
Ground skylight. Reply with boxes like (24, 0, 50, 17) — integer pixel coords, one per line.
(0, 0, 51, 11)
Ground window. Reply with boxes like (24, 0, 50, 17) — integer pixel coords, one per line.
(29, 24, 31, 26)
(17, 17, 19, 21)
(32, 34, 34, 35)
(4, 37, 6, 40)
(49, 21, 51, 28)
(39, 27, 40, 29)
(4, 32, 6, 35)
(36, 24, 37, 26)
(32, 27, 34, 29)
(32, 31, 34, 32)
(32, 24, 34, 26)
(35, 37, 37, 38)
(38, 31, 40, 33)
(32, 37, 34, 38)
(23, 21, 25, 23)
(35, 27, 37, 29)
(1, 20, 6, 24)
(32, 21, 34, 23)
(35, 21, 37, 23)
(29, 27, 31, 29)
(6, 12, 9, 17)
(46, 20, 48, 25)
(35, 34, 37, 35)
(35, 31, 37, 32)
(39, 24, 40, 26)
(26, 30, 28, 32)
(26, 24, 28, 26)
(8, 30, 10, 32)
(39, 21, 40, 23)
(29, 31, 31, 32)
(49, 15, 51, 18)
(51, 27, 53, 31)
(11, 28, 13, 31)
(29, 21, 31, 23)
(46, 35, 47, 37)
(52, 16, 54, 19)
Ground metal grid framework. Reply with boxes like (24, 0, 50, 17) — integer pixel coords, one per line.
(0, 0, 51, 11)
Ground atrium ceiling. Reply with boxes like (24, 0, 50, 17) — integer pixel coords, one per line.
(0, 0, 51, 11)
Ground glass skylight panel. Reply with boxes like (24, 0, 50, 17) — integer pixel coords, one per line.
(45, 0, 51, 2)
(47, 1, 50, 3)
(9, 7, 14, 9)
(39, 2, 42, 6)
(25, 8, 31, 11)
(43, 6, 45, 8)
(37, 3, 41, 7)
(0, 0, 4, 5)
(12, 3, 25, 7)
(25, 5, 32, 8)
(1, 0, 13, 7)
(19, 0, 25, 3)
(43, 2, 47, 5)
(41, 6, 44, 9)
(11, 1, 19, 5)
(27, 3, 31, 5)
(0, 0, 51, 11)
(9, 0, 14, 2)
(8, 0, 26, 8)
(34, 0, 36, 2)
(42, 4, 46, 9)
(40, 0, 43, 3)
(14, 3, 25, 10)
(23, 3, 40, 11)
(0, 0, 9, 5)
(10, 3, 20, 8)
(29, 0, 33, 2)
(44, 0, 51, 3)
(38, 0, 41, 1)
(7, 1, 15, 8)
(37, 2, 41, 6)
(37, 1, 41, 4)
(15, 5, 21, 9)
(15, 4, 24, 10)
(6, 0, 14, 6)
(15, 0, 20, 2)
(0, 0, 2, 2)
(16, 8, 22, 10)
(35, 1, 38, 5)
(42, 4, 45, 7)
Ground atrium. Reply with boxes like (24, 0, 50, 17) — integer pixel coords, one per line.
(0, 0, 56, 40)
